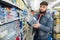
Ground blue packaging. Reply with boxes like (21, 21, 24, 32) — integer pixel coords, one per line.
(11, 0, 16, 4)
(20, 21, 23, 29)
(22, 10, 38, 26)
(0, 7, 5, 21)
(11, 8, 18, 18)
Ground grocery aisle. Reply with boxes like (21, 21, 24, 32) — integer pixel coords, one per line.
(0, 0, 21, 40)
(0, 0, 60, 40)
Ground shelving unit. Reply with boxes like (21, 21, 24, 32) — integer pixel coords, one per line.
(0, 0, 22, 40)
(0, 21, 20, 40)
(53, 8, 60, 40)
(19, 9, 33, 40)
(0, 0, 20, 10)
(0, 0, 33, 40)
(0, 18, 19, 26)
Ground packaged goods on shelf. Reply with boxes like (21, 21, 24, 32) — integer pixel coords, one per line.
(0, 30, 8, 39)
(6, 31, 16, 40)
(2, 0, 10, 1)
(11, 0, 16, 4)
(22, 10, 38, 26)
(0, 6, 20, 40)
(20, 21, 23, 29)
(54, 11, 60, 33)
(1, 0, 29, 40)
(54, 12, 60, 19)
(0, 0, 21, 40)
(15, 32, 23, 40)
(0, 21, 20, 40)
(1, 0, 20, 10)
(0, 5, 5, 24)
(54, 25, 60, 33)
(16, 0, 20, 6)
(0, 4, 19, 25)
(54, 34, 60, 40)
(16, 36, 20, 40)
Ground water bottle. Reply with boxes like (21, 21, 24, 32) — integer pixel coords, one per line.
(22, 10, 38, 26)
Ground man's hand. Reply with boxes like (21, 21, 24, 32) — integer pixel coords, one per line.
(32, 23, 40, 29)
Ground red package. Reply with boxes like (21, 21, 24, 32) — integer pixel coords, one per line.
(16, 36, 20, 40)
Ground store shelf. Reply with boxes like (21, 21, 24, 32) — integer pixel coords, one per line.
(0, 18, 20, 26)
(54, 32, 60, 34)
(0, 0, 23, 10)
(23, 34, 27, 40)
(0, 30, 16, 40)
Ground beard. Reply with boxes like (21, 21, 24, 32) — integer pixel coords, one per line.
(39, 10, 46, 14)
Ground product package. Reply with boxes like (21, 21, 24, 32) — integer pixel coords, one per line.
(22, 10, 38, 26)
(20, 21, 23, 29)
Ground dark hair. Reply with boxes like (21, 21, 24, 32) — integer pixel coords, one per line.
(40, 1, 48, 6)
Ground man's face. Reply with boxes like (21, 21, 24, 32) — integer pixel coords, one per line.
(40, 5, 47, 12)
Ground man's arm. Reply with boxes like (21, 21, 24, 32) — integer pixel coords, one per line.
(39, 17, 53, 33)
(33, 17, 53, 33)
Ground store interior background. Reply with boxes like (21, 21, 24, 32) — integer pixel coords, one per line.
(0, 0, 60, 40)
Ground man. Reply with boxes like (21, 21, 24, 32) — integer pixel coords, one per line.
(33, 1, 53, 40)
